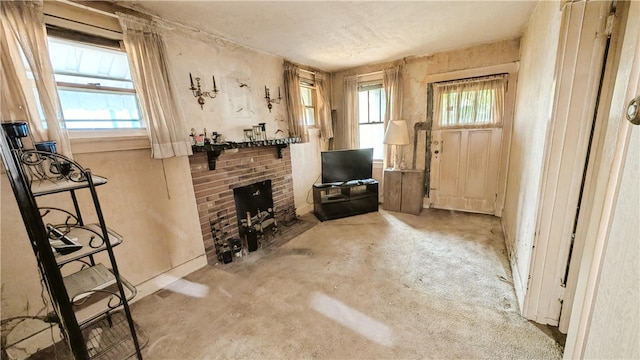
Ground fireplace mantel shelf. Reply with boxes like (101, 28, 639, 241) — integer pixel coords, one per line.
(192, 137, 302, 170)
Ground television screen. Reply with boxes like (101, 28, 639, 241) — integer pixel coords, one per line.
(321, 148, 373, 184)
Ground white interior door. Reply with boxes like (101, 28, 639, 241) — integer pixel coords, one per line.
(430, 127, 503, 214)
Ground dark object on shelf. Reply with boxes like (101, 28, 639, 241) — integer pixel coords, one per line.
(35, 141, 57, 153)
(192, 137, 302, 170)
(47, 225, 83, 255)
(313, 180, 379, 221)
(2, 122, 29, 149)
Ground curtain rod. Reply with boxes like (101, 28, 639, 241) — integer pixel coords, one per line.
(434, 73, 508, 86)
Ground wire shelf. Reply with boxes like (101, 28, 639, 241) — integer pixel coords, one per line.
(82, 311, 148, 359)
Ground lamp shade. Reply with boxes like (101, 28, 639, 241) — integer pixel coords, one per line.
(383, 120, 410, 145)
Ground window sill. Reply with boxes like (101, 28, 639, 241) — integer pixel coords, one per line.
(70, 135, 150, 154)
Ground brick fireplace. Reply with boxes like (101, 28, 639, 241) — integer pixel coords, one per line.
(189, 145, 296, 264)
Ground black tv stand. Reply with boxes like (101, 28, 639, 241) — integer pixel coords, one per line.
(312, 179, 379, 221)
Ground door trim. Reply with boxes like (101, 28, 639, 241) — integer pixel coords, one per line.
(559, 0, 628, 333)
(424, 62, 519, 216)
(524, 0, 612, 325)
(564, 0, 639, 356)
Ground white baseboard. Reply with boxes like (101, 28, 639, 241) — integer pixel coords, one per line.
(133, 255, 208, 302)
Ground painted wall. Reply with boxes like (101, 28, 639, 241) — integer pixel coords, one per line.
(500, 1, 562, 310)
(1, 9, 324, 352)
(161, 22, 325, 218)
(290, 129, 327, 215)
(331, 39, 520, 168)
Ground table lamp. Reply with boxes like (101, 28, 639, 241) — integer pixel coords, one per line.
(383, 120, 410, 170)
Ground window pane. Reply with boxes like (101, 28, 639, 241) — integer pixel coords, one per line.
(58, 89, 142, 129)
(435, 75, 507, 128)
(48, 37, 132, 81)
(459, 90, 476, 125)
(476, 89, 494, 123)
(369, 89, 381, 123)
(358, 90, 368, 123)
(304, 107, 315, 126)
(300, 87, 312, 106)
(47, 36, 143, 131)
(359, 123, 384, 159)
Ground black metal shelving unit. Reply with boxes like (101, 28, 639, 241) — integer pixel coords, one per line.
(1, 123, 144, 359)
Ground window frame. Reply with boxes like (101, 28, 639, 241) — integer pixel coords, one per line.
(433, 74, 507, 130)
(299, 81, 318, 128)
(45, 33, 145, 137)
(357, 81, 386, 160)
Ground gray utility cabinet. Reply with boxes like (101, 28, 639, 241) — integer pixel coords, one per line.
(383, 169, 425, 215)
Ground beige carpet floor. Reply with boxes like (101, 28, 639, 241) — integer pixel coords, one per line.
(128, 209, 562, 359)
(27, 208, 563, 359)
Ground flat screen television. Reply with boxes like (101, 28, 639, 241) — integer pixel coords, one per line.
(321, 148, 373, 184)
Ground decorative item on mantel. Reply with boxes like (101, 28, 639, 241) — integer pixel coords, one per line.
(264, 86, 281, 112)
(192, 136, 302, 170)
(189, 73, 219, 109)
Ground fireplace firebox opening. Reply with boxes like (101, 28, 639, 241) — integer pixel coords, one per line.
(233, 180, 279, 250)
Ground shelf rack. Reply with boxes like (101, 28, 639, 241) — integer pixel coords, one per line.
(0, 128, 144, 359)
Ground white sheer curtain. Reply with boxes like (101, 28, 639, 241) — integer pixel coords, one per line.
(1, 0, 72, 157)
(117, 13, 191, 159)
(283, 61, 308, 142)
(383, 65, 404, 168)
(315, 71, 333, 141)
(341, 75, 359, 149)
(433, 74, 508, 129)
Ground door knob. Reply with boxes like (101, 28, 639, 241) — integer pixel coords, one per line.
(627, 95, 640, 125)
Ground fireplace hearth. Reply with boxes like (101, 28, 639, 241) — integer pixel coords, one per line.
(189, 145, 297, 264)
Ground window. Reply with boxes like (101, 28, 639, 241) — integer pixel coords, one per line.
(46, 36, 143, 130)
(358, 84, 386, 159)
(433, 74, 507, 129)
(300, 85, 316, 126)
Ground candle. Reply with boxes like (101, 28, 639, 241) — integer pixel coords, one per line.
(189, 72, 194, 88)
(278, 86, 281, 98)
(212, 75, 217, 90)
(265, 86, 268, 98)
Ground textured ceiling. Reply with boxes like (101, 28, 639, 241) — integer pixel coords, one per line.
(119, 1, 537, 72)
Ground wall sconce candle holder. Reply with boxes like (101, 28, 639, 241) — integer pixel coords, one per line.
(265, 86, 281, 112)
(190, 73, 219, 109)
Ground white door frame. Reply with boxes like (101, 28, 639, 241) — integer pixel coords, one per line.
(522, 0, 613, 326)
(564, 1, 639, 356)
(559, 0, 629, 333)
(425, 62, 519, 217)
